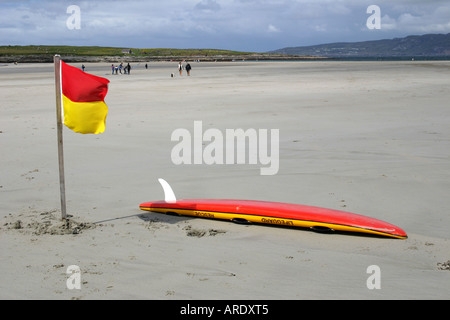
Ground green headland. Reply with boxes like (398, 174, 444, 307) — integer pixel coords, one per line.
(0, 45, 320, 63)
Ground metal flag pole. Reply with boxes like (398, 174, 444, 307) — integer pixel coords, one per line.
(54, 55, 67, 220)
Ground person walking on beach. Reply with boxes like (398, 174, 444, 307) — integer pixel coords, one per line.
(81, 64, 85, 72)
(111, 64, 114, 74)
(185, 63, 191, 76)
(178, 61, 183, 76)
(126, 63, 131, 74)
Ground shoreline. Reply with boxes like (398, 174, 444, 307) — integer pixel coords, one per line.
(2, 55, 449, 64)
(0, 54, 330, 64)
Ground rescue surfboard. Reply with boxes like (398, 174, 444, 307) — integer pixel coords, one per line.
(139, 179, 407, 239)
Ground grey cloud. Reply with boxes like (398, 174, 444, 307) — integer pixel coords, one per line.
(1, 0, 450, 52)
(195, 0, 221, 11)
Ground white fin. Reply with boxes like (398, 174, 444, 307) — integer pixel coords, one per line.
(158, 178, 177, 203)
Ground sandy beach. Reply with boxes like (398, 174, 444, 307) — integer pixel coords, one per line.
(1, 60, 450, 300)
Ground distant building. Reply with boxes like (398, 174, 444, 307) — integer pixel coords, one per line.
(122, 49, 132, 54)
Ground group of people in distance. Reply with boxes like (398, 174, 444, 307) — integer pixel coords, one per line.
(111, 62, 132, 75)
(102, 61, 193, 76)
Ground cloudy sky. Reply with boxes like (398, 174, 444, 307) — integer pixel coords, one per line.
(1, 0, 450, 52)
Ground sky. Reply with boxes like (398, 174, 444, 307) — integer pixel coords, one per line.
(1, 0, 450, 52)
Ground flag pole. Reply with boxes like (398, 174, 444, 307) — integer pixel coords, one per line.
(54, 55, 67, 220)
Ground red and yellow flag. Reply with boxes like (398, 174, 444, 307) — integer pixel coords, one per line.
(60, 61, 110, 134)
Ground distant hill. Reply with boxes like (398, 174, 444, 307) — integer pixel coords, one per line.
(270, 33, 450, 58)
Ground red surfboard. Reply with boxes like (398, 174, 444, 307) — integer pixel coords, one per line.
(139, 179, 407, 239)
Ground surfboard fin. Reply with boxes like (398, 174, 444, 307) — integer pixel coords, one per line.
(158, 178, 177, 203)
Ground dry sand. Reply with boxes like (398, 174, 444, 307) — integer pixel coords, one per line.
(1, 60, 450, 300)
